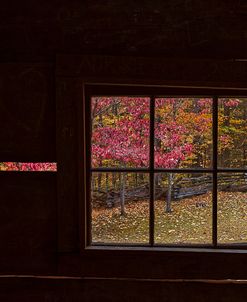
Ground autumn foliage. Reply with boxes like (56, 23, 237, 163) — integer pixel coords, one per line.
(92, 97, 245, 169)
(0, 162, 57, 171)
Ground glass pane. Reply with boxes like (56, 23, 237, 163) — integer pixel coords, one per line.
(0, 162, 57, 171)
(91, 97, 150, 168)
(154, 173, 213, 244)
(91, 172, 149, 244)
(155, 98, 212, 169)
(218, 98, 247, 168)
(218, 173, 247, 244)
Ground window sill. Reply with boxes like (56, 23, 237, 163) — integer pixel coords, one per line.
(84, 245, 247, 254)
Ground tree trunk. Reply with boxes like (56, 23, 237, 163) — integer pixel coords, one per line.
(166, 173, 173, 213)
(222, 103, 231, 166)
(91, 175, 95, 191)
(97, 172, 102, 191)
(112, 173, 116, 190)
(139, 173, 144, 184)
(155, 173, 161, 187)
(120, 172, 126, 216)
(105, 173, 110, 207)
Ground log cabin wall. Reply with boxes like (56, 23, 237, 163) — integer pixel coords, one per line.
(0, 1, 247, 301)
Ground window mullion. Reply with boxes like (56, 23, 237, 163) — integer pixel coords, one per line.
(212, 96, 218, 247)
(149, 96, 155, 246)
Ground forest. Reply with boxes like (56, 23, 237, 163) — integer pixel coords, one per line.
(91, 96, 247, 245)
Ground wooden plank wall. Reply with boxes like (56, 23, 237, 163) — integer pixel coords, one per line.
(0, 0, 247, 300)
(0, 173, 57, 274)
(0, 64, 55, 161)
(0, 277, 246, 302)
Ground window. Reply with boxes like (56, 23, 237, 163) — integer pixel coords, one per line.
(84, 85, 247, 249)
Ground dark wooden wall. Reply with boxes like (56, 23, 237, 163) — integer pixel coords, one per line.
(1, 0, 247, 60)
(0, 1, 247, 301)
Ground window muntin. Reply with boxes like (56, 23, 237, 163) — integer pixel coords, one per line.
(86, 88, 247, 248)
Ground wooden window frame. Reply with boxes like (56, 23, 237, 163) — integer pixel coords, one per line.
(84, 84, 247, 250)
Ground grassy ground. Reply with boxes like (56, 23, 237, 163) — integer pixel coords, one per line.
(92, 192, 247, 245)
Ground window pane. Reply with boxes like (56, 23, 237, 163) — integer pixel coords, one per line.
(218, 98, 247, 168)
(154, 173, 213, 244)
(0, 162, 57, 171)
(91, 172, 149, 244)
(91, 97, 150, 168)
(218, 173, 247, 244)
(155, 98, 212, 169)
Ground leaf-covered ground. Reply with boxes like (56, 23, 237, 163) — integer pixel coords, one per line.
(92, 192, 247, 245)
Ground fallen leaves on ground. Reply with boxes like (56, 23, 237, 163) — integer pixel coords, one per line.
(92, 192, 247, 245)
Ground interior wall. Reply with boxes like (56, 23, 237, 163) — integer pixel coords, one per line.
(0, 1, 247, 301)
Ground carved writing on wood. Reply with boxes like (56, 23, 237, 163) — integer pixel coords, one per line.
(57, 55, 247, 85)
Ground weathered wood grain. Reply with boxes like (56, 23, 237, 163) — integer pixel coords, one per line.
(56, 77, 83, 252)
(0, 63, 56, 161)
(56, 55, 247, 91)
(1, 1, 247, 59)
(0, 276, 247, 302)
(0, 173, 57, 274)
(58, 248, 247, 280)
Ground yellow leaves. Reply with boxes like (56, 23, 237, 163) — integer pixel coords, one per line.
(231, 119, 245, 126)
(0, 164, 7, 171)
